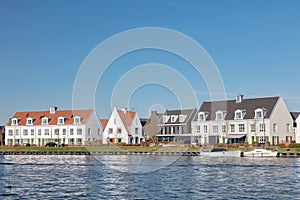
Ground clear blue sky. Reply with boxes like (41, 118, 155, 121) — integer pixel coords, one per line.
(1, 0, 300, 124)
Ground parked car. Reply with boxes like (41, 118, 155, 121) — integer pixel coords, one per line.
(45, 142, 58, 147)
(23, 143, 31, 147)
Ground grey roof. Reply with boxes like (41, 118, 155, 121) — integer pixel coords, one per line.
(159, 109, 197, 124)
(198, 96, 280, 121)
(290, 112, 300, 121)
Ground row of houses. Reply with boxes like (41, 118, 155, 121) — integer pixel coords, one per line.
(3, 94, 300, 146)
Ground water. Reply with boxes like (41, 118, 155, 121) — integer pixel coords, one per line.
(0, 155, 300, 199)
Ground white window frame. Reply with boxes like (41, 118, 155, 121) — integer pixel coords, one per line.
(8, 129, 13, 136)
(163, 115, 170, 123)
(179, 115, 186, 123)
(42, 117, 49, 125)
(273, 123, 277, 133)
(259, 123, 266, 132)
(222, 125, 226, 133)
(195, 125, 200, 133)
(234, 110, 245, 120)
(230, 124, 235, 133)
(198, 112, 207, 121)
(74, 116, 81, 124)
(26, 118, 33, 125)
(204, 125, 208, 133)
(213, 125, 218, 133)
(44, 129, 50, 136)
(250, 124, 256, 132)
(58, 117, 65, 125)
(11, 118, 18, 125)
(238, 124, 245, 132)
(171, 115, 178, 123)
(287, 123, 290, 132)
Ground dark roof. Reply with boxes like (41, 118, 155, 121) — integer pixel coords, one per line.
(290, 112, 300, 120)
(140, 118, 148, 126)
(159, 109, 197, 124)
(198, 97, 279, 121)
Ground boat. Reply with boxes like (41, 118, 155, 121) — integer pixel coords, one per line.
(200, 147, 241, 157)
(243, 149, 278, 157)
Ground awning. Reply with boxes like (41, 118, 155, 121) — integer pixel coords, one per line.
(227, 134, 246, 139)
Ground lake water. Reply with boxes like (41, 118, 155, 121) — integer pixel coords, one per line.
(0, 155, 300, 199)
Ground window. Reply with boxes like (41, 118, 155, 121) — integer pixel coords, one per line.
(77, 128, 82, 135)
(63, 129, 66, 135)
(216, 111, 226, 121)
(23, 129, 28, 136)
(26, 118, 33, 125)
(88, 128, 91, 135)
(273, 123, 277, 133)
(222, 125, 226, 133)
(58, 117, 65, 125)
(234, 110, 245, 120)
(54, 129, 59, 135)
(70, 128, 74, 135)
(38, 129, 41, 136)
(114, 118, 116, 125)
(287, 123, 290, 132)
(74, 116, 81, 124)
(256, 111, 262, 118)
(259, 136, 266, 144)
(15, 139, 19, 144)
(171, 115, 177, 123)
(250, 124, 256, 132)
(108, 128, 113, 134)
(161, 128, 166, 134)
(163, 115, 170, 123)
(213, 126, 218, 133)
(8, 130, 13, 136)
(179, 126, 183, 134)
(204, 125, 208, 133)
(12, 118, 18, 125)
(42, 117, 48, 125)
(195, 125, 200, 133)
(31, 129, 34, 136)
(70, 138, 74, 144)
(179, 115, 186, 123)
(230, 124, 235, 133)
(135, 128, 138, 134)
(7, 139, 13, 145)
(255, 108, 266, 119)
(98, 128, 100, 136)
(259, 123, 266, 132)
(117, 128, 121, 134)
(16, 129, 19, 135)
(238, 124, 245, 132)
(77, 138, 82, 145)
(44, 129, 50, 135)
(198, 112, 207, 121)
(171, 127, 175, 134)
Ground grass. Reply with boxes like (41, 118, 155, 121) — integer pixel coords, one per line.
(0, 145, 201, 153)
(1, 145, 299, 153)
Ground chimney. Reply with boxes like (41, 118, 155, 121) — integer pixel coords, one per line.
(50, 106, 57, 114)
(121, 107, 127, 114)
(236, 93, 244, 103)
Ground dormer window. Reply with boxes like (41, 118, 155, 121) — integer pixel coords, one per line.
(198, 112, 208, 121)
(11, 118, 18, 125)
(179, 115, 187, 123)
(58, 117, 65, 125)
(162, 115, 170, 123)
(255, 108, 266, 119)
(171, 115, 178, 123)
(74, 116, 81, 124)
(26, 118, 33, 125)
(42, 117, 49, 125)
(234, 110, 246, 120)
(216, 111, 226, 121)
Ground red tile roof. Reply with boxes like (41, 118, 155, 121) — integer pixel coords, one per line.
(117, 110, 136, 135)
(7, 109, 93, 126)
(100, 119, 109, 131)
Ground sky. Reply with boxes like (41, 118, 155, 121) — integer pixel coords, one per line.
(0, 0, 300, 124)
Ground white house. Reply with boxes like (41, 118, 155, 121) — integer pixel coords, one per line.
(5, 107, 102, 146)
(191, 94, 294, 145)
(291, 112, 300, 144)
(102, 107, 143, 144)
